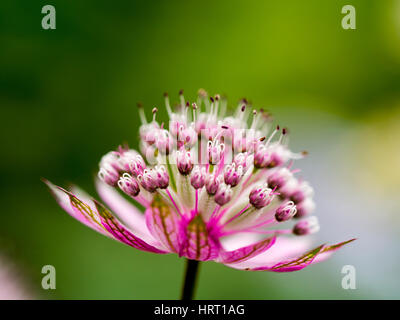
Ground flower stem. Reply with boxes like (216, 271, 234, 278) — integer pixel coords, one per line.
(181, 259, 200, 300)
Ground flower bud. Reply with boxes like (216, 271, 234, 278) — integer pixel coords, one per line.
(154, 165, 169, 189)
(119, 149, 143, 172)
(137, 169, 159, 193)
(128, 154, 146, 177)
(99, 151, 122, 172)
(208, 140, 225, 165)
(155, 130, 174, 155)
(233, 152, 253, 172)
(205, 173, 222, 195)
(254, 145, 271, 168)
(267, 143, 292, 168)
(178, 126, 198, 148)
(98, 164, 120, 186)
(190, 166, 206, 189)
(139, 122, 159, 141)
(177, 150, 194, 175)
(293, 216, 320, 235)
(118, 173, 140, 197)
(290, 181, 314, 204)
(294, 198, 315, 218)
(267, 168, 293, 189)
(249, 184, 277, 209)
(215, 184, 232, 206)
(275, 201, 297, 222)
(224, 163, 244, 187)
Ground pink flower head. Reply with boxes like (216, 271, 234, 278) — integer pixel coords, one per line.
(45, 90, 354, 274)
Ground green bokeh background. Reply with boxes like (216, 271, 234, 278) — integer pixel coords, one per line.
(1, 0, 399, 299)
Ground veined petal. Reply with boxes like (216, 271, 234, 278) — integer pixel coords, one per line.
(94, 200, 167, 254)
(226, 238, 355, 272)
(44, 179, 108, 236)
(179, 214, 221, 261)
(258, 244, 325, 272)
(95, 179, 153, 242)
(44, 179, 167, 254)
(145, 195, 180, 253)
(218, 235, 276, 264)
(225, 236, 311, 269)
(312, 238, 356, 264)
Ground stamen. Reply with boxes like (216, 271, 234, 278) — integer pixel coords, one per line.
(250, 109, 260, 130)
(278, 127, 287, 144)
(223, 204, 251, 226)
(222, 228, 291, 237)
(238, 105, 246, 122)
(137, 102, 147, 124)
(152, 107, 158, 122)
(265, 125, 280, 146)
(209, 97, 215, 121)
(219, 96, 227, 117)
(165, 188, 182, 216)
(195, 189, 199, 213)
(179, 89, 185, 112)
(210, 205, 221, 219)
(213, 96, 220, 119)
(192, 103, 197, 123)
(238, 217, 276, 231)
(164, 92, 172, 116)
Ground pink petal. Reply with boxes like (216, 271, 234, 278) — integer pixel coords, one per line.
(44, 179, 108, 236)
(44, 179, 166, 254)
(179, 214, 221, 261)
(94, 199, 167, 254)
(225, 237, 355, 272)
(218, 235, 276, 264)
(255, 244, 325, 272)
(145, 195, 181, 253)
(219, 233, 262, 251)
(229, 236, 312, 268)
(95, 179, 153, 242)
(312, 238, 356, 264)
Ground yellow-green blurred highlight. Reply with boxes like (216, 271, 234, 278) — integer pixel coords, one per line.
(0, 0, 399, 299)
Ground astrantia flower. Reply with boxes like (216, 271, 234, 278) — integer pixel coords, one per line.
(45, 89, 354, 297)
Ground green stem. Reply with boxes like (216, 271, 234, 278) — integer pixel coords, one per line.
(181, 259, 201, 300)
